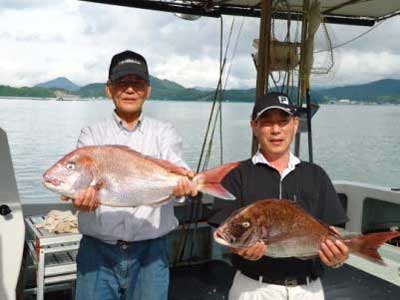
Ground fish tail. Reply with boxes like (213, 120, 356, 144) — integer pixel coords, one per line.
(194, 161, 239, 200)
(346, 231, 400, 265)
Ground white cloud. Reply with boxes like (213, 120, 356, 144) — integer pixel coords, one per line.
(0, 0, 56, 10)
(0, 1, 399, 89)
(314, 50, 400, 87)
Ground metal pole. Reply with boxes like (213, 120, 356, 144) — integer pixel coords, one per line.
(252, 0, 273, 155)
(294, 0, 309, 157)
(306, 88, 313, 162)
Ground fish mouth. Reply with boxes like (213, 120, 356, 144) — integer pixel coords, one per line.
(43, 178, 62, 188)
(213, 230, 234, 247)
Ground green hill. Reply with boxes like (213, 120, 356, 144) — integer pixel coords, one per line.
(148, 75, 210, 100)
(1, 77, 399, 104)
(77, 76, 213, 101)
(0, 85, 53, 97)
(317, 79, 400, 103)
(78, 83, 105, 98)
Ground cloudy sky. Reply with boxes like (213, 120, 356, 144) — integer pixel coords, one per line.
(1, 0, 400, 89)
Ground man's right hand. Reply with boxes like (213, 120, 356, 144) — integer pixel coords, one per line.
(61, 186, 100, 212)
(230, 241, 266, 261)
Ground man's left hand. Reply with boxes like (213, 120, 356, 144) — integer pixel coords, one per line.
(319, 227, 349, 267)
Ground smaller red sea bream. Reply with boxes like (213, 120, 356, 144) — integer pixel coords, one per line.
(214, 199, 400, 265)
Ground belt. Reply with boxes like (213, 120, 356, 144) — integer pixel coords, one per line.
(116, 240, 136, 249)
(241, 270, 318, 287)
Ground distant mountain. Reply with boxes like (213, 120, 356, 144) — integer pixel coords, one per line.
(35, 77, 80, 92)
(317, 79, 400, 103)
(76, 79, 323, 103)
(2, 76, 400, 104)
(77, 76, 212, 101)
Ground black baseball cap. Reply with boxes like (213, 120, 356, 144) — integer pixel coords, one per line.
(251, 92, 296, 120)
(108, 50, 149, 82)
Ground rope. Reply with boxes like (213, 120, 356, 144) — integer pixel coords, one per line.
(314, 19, 386, 54)
(174, 15, 240, 265)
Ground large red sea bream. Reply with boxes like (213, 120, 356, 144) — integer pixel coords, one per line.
(43, 145, 238, 207)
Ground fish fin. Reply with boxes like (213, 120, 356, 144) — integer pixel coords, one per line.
(200, 183, 236, 200)
(148, 158, 190, 175)
(108, 145, 134, 152)
(91, 178, 105, 191)
(346, 231, 400, 265)
(194, 162, 239, 200)
(110, 145, 190, 175)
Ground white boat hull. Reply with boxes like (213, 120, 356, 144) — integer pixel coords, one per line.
(0, 128, 25, 300)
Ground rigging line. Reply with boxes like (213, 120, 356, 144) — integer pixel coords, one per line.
(200, 16, 236, 175)
(203, 89, 224, 169)
(270, 72, 280, 91)
(188, 16, 237, 261)
(196, 17, 225, 172)
(196, 16, 235, 173)
(223, 16, 245, 92)
(203, 110, 218, 170)
(218, 98, 223, 165)
(208, 16, 245, 169)
(175, 15, 229, 262)
(218, 16, 245, 165)
(289, 69, 295, 101)
(281, 71, 287, 93)
(314, 19, 387, 53)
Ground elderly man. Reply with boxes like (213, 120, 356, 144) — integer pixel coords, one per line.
(68, 50, 196, 300)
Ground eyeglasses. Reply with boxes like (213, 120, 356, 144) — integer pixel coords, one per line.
(110, 80, 148, 92)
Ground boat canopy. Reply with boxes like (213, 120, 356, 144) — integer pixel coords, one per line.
(81, 0, 400, 26)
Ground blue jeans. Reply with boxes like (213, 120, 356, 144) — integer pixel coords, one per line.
(75, 235, 169, 300)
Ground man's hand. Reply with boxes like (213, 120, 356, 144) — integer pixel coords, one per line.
(173, 177, 198, 197)
(61, 186, 100, 212)
(230, 241, 266, 261)
(319, 226, 349, 267)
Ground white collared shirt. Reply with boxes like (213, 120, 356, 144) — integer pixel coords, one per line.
(251, 150, 300, 178)
(76, 111, 188, 243)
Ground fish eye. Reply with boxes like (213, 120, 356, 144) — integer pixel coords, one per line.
(241, 221, 251, 228)
(66, 162, 76, 170)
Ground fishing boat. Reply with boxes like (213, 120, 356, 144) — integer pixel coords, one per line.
(55, 95, 81, 101)
(1, 1, 400, 300)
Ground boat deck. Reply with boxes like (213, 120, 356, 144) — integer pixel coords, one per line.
(22, 259, 400, 299)
(170, 260, 400, 300)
